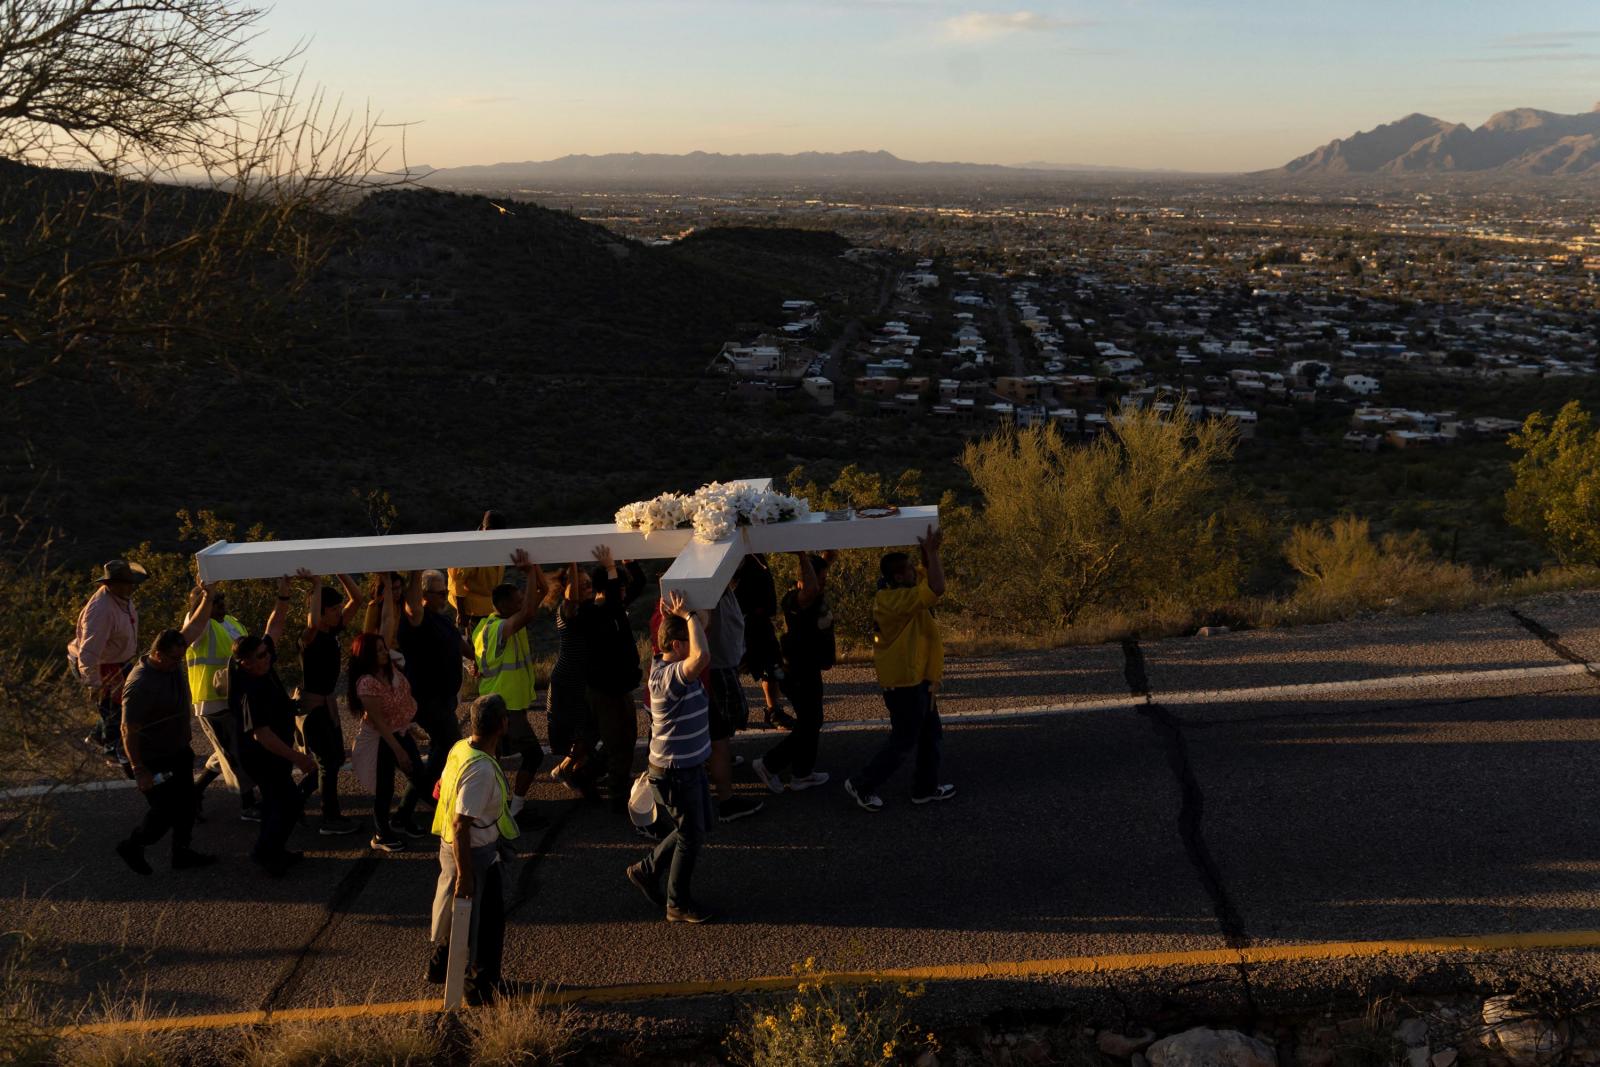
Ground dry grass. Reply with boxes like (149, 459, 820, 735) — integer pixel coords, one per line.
(237, 1008, 440, 1067)
(51, 994, 177, 1067)
(462, 990, 578, 1066)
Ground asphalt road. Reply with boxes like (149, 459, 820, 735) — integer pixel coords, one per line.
(8, 592, 1600, 1029)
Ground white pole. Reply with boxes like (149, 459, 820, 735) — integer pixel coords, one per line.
(442, 896, 474, 1011)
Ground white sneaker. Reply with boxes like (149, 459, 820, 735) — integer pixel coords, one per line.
(844, 779, 882, 812)
(751, 757, 785, 794)
(788, 772, 830, 791)
(911, 784, 957, 805)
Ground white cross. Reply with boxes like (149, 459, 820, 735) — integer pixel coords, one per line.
(195, 479, 939, 609)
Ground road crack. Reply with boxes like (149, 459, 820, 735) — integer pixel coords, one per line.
(1122, 638, 1257, 1018)
(1508, 608, 1600, 679)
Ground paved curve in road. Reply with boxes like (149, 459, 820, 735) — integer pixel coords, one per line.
(7, 592, 1600, 1033)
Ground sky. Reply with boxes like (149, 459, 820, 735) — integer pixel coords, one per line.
(254, 0, 1600, 173)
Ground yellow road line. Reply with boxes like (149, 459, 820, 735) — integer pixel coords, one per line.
(66, 929, 1600, 1036)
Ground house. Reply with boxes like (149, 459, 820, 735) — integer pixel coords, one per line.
(801, 377, 834, 406)
(1343, 374, 1381, 396)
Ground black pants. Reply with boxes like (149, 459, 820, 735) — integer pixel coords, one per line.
(374, 731, 423, 834)
(855, 681, 942, 797)
(415, 698, 462, 801)
(587, 686, 637, 801)
(127, 748, 197, 854)
(546, 679, 594, 764)
(249, 759, 304, 863)
(296, 701, 345, 818)
(469, 858, 505, 995)
(764, 669, 824, 776)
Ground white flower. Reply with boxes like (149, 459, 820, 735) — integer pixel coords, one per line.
(616, 483, 813, 542)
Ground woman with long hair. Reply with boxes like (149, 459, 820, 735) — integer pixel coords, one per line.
(348, 578, 424, 852)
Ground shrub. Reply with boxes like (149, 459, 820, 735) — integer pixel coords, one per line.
(51, 994, 176, 1067)
(463, 991, 576, 1065)
(237, 1010, 440, 1067)
(729, 959, 933, 1067)
(1506, 400, 1600, 564)
(1281, 515, 1477, 616)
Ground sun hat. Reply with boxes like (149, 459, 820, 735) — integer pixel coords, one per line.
(94, 560, 149, 586)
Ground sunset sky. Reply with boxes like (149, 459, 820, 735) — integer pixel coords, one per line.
(257, 0, 1600, 173)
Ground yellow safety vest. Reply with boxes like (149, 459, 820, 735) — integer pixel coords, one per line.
(432, 739, 520, 845)
(473, 615, 535, 711)
(186, 614, 247, 702)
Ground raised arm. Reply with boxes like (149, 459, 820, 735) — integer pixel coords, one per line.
(918, 525, 945, 597)
(298, 569, 319, 649)
(265, 575, 294, 643)
(336, 573, 365, 627)
(402, 570, 424, 627)
(179, 582, 216, 647)
(559, 560, 581, 621)
(665, 591, 710, 678)
(793, 552, 822, 609)
(503, 550, 546, 637)
(379, 577, 400, 647)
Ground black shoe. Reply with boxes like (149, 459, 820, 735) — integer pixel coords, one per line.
(240, 805, 262, 823)
(171, 848, 218, 871)
(911, 784, 957, 805)
(370, 833, 405, 853)
(717, 796, 764, 823)
(665, 903, 715, 925)
(115, 839, 152, 876)
(424, 944, 448, 985)
(626, 862, 666, 908)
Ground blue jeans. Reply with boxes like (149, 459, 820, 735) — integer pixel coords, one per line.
(641, 765, 711, 909)
(855, 681, 941, 797)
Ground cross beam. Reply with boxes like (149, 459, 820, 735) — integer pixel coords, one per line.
(194, 479, 939, 609)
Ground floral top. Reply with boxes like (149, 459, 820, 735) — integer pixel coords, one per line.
(356, 669, 417, 732)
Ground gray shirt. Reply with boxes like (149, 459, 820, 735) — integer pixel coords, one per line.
(122, 656, 193, 765)
(706, 585, 745, 670)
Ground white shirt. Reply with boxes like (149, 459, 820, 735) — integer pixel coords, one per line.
(453, 755, 507, 850)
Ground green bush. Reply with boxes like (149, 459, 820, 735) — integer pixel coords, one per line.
(1506, 400, 1600, 564)
(729, 959, 933, 1067)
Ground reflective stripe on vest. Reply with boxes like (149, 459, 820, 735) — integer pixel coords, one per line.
(473, 616, 535, 710)
(431, 739, 520, 845)
(186, 615, 246, 702)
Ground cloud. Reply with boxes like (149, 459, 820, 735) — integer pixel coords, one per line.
(446, 94, 517, 108)
(1490, 30, 1600, 50)
(939, 10, 1091, 42)
(1457, 52, 1600, 65)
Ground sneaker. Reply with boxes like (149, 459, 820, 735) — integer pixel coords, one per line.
(844, 779, 883, 812)
(626, 862, 666, 908)
(788, 771, 830, 791)
(393, 816, 428, 839)
(370, 833, 405, 853)
(765, 706, 797, 731)
(171, 848, 218, 871)
(318, 816, 360, 837)
(911, 784, 958, 805)
(716, 796, 764, 823)
(665, 903, 715, 925)
(115, 839, 152, 876)
(751, 757, 785, 795)
(731, 754, 746, 768)
(633, 822, 663, 842)
(239, 805, 262, 823)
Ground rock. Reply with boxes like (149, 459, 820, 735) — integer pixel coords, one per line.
(1482, 996, 1568, 1067)
(1149, 1027, 1278, 1067)
(1399, 1020, 1431, 1048)
(1101, 1029, 1159, 1058)
(1409, 1047, 1432, 1067)
(1017, 1038, 1054, 1065)
(914, 1053, 941, 1067)
(1198, 626, 1231, 636)
(1433, 1051, 1459, 1067)
(1135, 1053, 1152, 1067)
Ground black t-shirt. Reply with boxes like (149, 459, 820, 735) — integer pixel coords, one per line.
(300, 627, 342, 696)
(781, 588, 836, 673)
(237, 637, 296, 773)
(399, 608, 463, 710)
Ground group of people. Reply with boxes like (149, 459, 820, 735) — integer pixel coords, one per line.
(67, 509, 952, 1003)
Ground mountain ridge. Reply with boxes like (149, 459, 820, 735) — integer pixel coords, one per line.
(1280, 104, 1600, 176)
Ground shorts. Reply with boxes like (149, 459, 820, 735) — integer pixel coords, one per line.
(705, 667, 747, 740)
(503, 708, 544, 773)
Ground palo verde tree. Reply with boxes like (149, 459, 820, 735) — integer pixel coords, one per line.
(1506, 400, 1600, 564)
(956, 405, 1244, 632)
(0, 0, 404, 391)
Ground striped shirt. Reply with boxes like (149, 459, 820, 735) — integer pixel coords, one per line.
(647, 656, 711, 769)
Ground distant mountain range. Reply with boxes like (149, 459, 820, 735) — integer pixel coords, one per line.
(1280, 104, 1600, 176)
(417, 150, 1194, 185)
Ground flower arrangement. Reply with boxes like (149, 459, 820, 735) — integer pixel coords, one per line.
(615, 482, 811, 543)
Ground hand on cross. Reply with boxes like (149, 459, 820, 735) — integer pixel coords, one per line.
(510, 548, 534, 573)
(295, 567, 317, 584)
(591, 544, 614, 570)
(662, 590, 690, 619)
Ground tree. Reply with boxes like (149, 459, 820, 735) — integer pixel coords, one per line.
(0, 0, 403, 389)
(954, 406, 1242, 631)
(1506, 400, 1600, 564)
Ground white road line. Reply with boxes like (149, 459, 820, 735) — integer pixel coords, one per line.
(9, 662, 1592, 801)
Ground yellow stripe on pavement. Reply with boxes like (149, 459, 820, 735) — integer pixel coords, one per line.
(66, 929, 1600, 1036)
